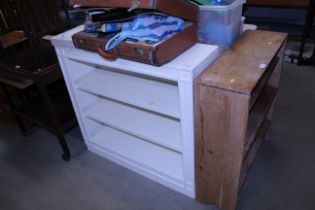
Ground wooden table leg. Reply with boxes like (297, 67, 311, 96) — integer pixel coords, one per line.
(195, 86, 249, 210)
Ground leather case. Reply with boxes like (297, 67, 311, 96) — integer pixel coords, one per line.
(71, 0, 198, 66)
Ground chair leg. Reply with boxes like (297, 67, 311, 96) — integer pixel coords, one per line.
(56, 133, 71, 161)
(37, 81, 71, 161)
(16, 117, 27, 136)
(0, 83, 27, 136)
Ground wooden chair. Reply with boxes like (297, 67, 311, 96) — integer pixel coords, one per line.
(14, 0, 71, 68)
(0, 0, 76, 161)
(0, 0, 19, 33)
(0, 0, 27, 53)
(0, 0, 29, 130)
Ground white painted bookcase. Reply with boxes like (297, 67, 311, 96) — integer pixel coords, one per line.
(52, 26, 219, 198)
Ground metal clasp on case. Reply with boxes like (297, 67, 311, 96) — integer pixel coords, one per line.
(79, 39, 86, 45)
(134, 48, 144, 57)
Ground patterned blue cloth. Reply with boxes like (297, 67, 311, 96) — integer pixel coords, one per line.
(105, 14, 184, 51)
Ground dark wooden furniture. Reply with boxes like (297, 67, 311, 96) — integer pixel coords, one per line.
(0, 62, 76, 160)
(14, 0, 70, 67)
(195, 30, 287, 210)
(0, 0, 20, 33)
(0, 0, 27, 51)
(0, 0, 76, 161)
(0, 0, 28, 128)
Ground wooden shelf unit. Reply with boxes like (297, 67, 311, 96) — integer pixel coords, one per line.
(195, 30, 287, 210)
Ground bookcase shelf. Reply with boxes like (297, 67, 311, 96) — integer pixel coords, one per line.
(91, 125, 184, 182)
(244, 86, 277, 158)
(85, 98, 182, 152)
(76, 69, 180, 119)
(195, 30, 287, 210)
(52, 26, 220, 199)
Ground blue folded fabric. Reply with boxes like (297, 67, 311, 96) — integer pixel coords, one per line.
(105, 14, 184, 51)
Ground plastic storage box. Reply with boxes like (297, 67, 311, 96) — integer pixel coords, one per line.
(198, 0, 246, 49)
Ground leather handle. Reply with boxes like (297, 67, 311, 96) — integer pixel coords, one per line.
(97, 46, 118, 61)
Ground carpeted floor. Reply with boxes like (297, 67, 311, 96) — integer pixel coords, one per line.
(0, 63, 314, 210)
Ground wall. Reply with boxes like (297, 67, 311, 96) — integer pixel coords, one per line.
(244, 6, 312, 36)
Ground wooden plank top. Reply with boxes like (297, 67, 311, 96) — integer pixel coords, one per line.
(197, 30, 287, 95)
(246, 0, 309, 7)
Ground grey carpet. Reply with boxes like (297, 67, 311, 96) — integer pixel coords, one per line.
(0, 63, 314, 210)
(238, 63, 315, 210)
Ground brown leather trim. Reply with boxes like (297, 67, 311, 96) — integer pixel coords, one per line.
(158, 0, 198, 22)
(72, 24, 197, 66)
(154, 24, 197, 66)
(72, 33, 107, 51)
(73, 32, 155, 64)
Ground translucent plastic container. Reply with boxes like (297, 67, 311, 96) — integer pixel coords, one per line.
(198, 0, 246, 49)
